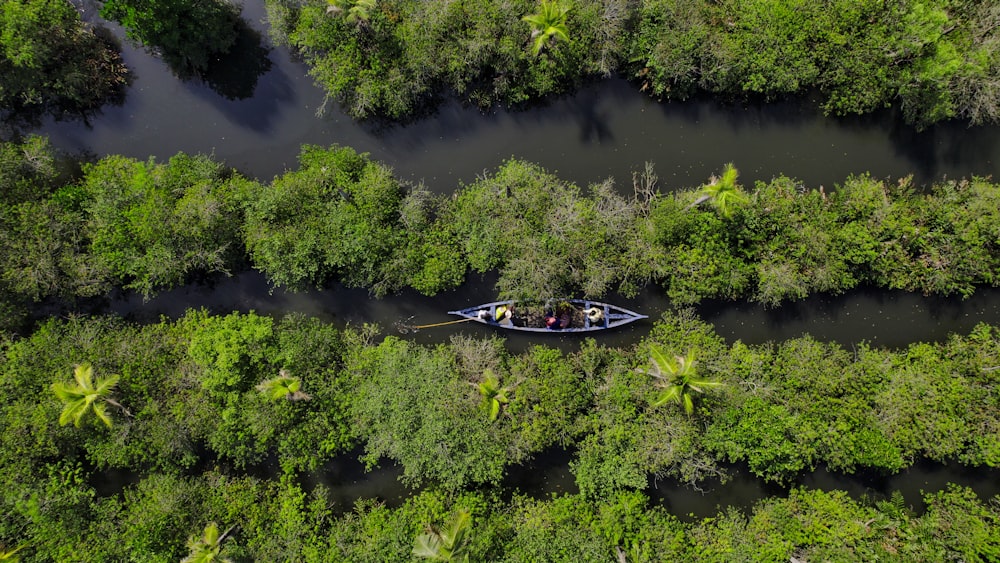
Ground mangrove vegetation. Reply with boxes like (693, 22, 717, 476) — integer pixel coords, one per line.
(263, 0, 1000, 128)
(4, 1, 1000, 558)
(1, 305, 1000, 559)
(3, 135, 1000, 331)
(4, 0, 1000, 129)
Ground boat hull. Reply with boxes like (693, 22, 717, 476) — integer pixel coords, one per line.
(448, 299, 647, 333)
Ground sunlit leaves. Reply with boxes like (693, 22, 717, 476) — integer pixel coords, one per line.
(181, 522, 234, 563)
(639, 345, 722, 415)
(413, 508, 473, 561)
(256, 369, 312, 402)
(50, 363, 121, 428)
(522, 0, 571, 56)
(326, 0, 377, 25)
(474, 369, 510, 422)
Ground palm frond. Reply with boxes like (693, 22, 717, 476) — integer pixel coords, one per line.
(92, 402, 113, 428)
(647, 344, 672, 378)
(651, 385, 681, 407)
(523, 0, 571, 56)
(718, 162, 738, 188)
(182, 522, 231, 563)
(72, 363, 94, 389)
(51, 381, 83, 402)
(0, 543, 28, 562)
(54, 364, 122, 428)
(256, 371, 309, 401)
(94, 373, 120, 395)
(440, 508, 471, 549)
(412, 531, 443, 558)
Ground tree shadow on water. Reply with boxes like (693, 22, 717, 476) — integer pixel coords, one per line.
(196, 17, 273, 101)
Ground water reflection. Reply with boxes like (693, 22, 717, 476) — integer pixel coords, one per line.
(648, 461, 1000, 521)
(28, 1, 1000, 192)
(301, 447, 413, 511)
(696, 285, 1000, 348)
(90, 271, 1000, 354)
(197, 17, 273, 101)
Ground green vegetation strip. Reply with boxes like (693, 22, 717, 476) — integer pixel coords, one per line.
(265, 0, 1000, 129)
(5, 0, 1000, 129)
(4, 136, 1000, 331)
(2, 308, 999, 559)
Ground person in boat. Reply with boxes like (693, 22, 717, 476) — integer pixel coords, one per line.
(495, 305, 512, 322)
(545, 314, 561, 329)
(478, 306, 513, 324)
(584, 306, 604, 325)
(544, 309, 570, 330)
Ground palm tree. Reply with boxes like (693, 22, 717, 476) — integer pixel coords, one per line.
(256, 369, 312, 401)
(51, 363, 128, 428)
(326, 0, 377, 25)
(638, 345, 722, 415)
(688, 162, 748, 218)
(472, 369, 510, 422)
(413, 508, 473, 562)
(181, 522, 235, 563)
(522, 0, 571, 56)
(0, 543, 28, 562)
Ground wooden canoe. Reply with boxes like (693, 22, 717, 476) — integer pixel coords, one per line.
(448, 299, 647, 333)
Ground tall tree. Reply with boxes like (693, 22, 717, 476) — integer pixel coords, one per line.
(0, 0, 127, 119)
(689, 163, 747, 218)
(413, 508, 473, 562)
(638, 345, 722, 415)
(181, 522, 234, 563)
(522, 0, 571, 56)
(50, 363, 128, 428)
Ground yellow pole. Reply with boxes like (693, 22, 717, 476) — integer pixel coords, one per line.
(409, 317, 477, 330)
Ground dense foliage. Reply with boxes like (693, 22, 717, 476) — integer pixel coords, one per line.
(5, 137, 1000, 326)
(1, 309, 999, 559)
(0, 0, 128, 121)
(3, 3, 999, 559)
(4, 0, 999, 128)
(265, 0, 1000, 128)
(2, 309, 999, 492)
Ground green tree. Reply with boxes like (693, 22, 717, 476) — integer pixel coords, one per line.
(638, 346, 721, 415)
(81, 153, 246, 298)
(0, 0, 127, 119)
(523, 0, 571, 56)
(50, 363, 128, 428)
(413, 508, 473, 562)
(689, 163, 747, 218)
(326, 0, 376, 25)
(181, 522, 235, 563)
(256, 369, 311, 401)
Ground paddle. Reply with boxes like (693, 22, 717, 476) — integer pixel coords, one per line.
(396, 317, 477, 333)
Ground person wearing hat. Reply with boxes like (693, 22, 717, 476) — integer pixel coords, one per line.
(584, 306, 603, 325)
(495, 305, 512, 322)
